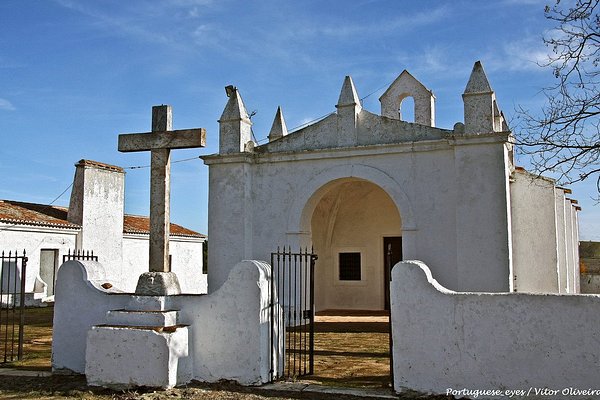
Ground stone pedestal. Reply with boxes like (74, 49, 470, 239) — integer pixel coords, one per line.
(85, 295, 191, 389)
(135, 272, 182, 296)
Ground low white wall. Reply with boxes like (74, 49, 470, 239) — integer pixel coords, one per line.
(52, 261, 130, 373)
(1, 226, 78, 294)
(174, 260, 272, 384)
(52, 259, 273, 385)
(391, 260, 600, 397)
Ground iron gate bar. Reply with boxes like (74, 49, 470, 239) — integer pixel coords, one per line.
(5, 250, 13, 361)
(0, 250, 27, 363)
(309, 249, 315, 375)
(387, 244, 394, 384)
(299, 251, 304, 375)
(269, 251, 274, 380)
(269, 246, 317, 381)
(283, 250, 292, 376)
(18, 253, 26, 361)
(10, 256, 15, 361)
(293, 252, 297, 375)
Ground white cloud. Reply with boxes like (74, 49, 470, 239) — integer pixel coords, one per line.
(501, 0, 545, 5)
(293, 5, 450, 39)
(485, 35, 550, 73)
(53, 0, 180, 48)
(0, 98, 15, 111)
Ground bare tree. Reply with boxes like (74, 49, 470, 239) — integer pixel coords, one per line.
(517, 0, 600, 194)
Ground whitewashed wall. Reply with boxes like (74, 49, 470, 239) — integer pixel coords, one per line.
(206, 133, 512, 295)
(0, 226, 205, 300)
(68, 162, 124, 280)
(52, 260, 130, 373)
(0, 224, 78, 295)
(52, 259, 272, 385)
(391, 260, 600, 397)
(122, 235, 206, 293)
(555, 189, 568, 293)
(510, 171, 559, 292)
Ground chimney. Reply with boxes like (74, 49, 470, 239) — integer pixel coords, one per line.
(68, 159, 125, 278)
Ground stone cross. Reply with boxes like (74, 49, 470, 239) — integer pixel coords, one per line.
(118, 105, 206, 275)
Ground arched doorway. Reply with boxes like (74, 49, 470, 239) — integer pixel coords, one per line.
(304, 177, 402, 387)
(310, 178, 402, 312)
(277, 165, 413, 385)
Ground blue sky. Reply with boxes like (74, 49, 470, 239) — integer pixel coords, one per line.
(0, 0, 598, 240)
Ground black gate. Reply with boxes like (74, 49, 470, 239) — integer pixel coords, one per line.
(270, 247, 317, 381)
(0, 250, 27, 363)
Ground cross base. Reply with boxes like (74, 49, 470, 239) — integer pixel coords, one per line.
(134, 272, 182, 296)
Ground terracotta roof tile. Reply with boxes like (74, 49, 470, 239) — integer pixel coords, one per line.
(76, 159, 124, 173)
(0, 200, 79, 229)
(123, 214, 206, 238)
(0, 200, 205, 238)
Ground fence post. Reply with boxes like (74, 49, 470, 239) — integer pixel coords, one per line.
(309, 251, 316, 375)
(17, 252, 27, 360)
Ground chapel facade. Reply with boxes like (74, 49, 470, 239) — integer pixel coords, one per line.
(203, 61, 581, 311)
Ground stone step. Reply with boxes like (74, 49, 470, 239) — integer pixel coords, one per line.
(95, 324, 189, 333)
(127, 295, 175, 311)
(106, 309, 179, 327)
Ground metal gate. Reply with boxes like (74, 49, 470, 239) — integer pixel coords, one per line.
(270, 247, 317, 381)
(0, 250, 27, 363)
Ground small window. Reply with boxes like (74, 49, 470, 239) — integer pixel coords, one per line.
(202, 241, 208, 274)
(339, 252, 361, 281)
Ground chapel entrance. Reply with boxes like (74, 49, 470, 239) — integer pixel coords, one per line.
(307, 178, 402, 387)
(310, 179, 402, 312)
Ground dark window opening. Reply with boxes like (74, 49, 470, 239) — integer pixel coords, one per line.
(339, 252, 361, 281)
(202, 241, 208, 274)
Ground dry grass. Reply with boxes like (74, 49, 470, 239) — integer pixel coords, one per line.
(0, 306, 53, 370)
(1, 307, 392, 387)
(303, 315, 391, 388)
(0, 308, 458, 399)
(280, 313, 392, 388)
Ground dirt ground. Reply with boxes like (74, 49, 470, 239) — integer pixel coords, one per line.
(4, 307, 393, 386)
(0, 306, 53, 370)
(0, 375, 456, 400)
(0, 308, 454, 399)
(307, 312, 391, 388)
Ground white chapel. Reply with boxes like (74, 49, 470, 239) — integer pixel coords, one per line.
(203, 61, 581, 311)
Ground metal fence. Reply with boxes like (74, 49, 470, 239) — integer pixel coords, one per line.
(270, 247, 317, 381)
(0, 250, 27, 363)
(62, 249, 98, 264)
